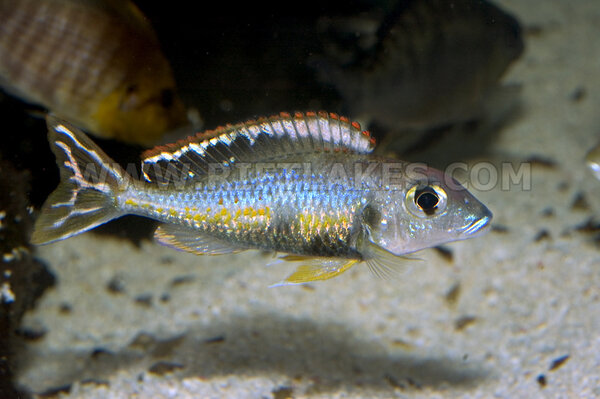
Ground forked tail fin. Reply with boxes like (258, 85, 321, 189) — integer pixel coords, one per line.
(31, 116, 127, 245)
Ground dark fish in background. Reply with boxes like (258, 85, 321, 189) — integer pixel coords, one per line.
(313, 0, 524, 138)
(0, 0, 187, 145)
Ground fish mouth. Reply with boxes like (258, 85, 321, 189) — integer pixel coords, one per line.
(460, 212, 492, 237)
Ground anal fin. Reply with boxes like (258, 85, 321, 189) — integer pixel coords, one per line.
(154, 224, 246, 255)
(271, 256, 359, 286)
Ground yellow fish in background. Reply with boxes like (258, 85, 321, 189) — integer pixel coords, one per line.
(0, 0, 187, 145)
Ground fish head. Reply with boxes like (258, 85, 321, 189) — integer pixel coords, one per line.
(92, 56, 187, 145)
(367, 165, 492, 255)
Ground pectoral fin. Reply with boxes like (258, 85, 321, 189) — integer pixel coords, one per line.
(271, 256, 359, 286)
(363, 240, 418, 279)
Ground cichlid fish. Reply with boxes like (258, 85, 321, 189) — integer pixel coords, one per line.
(32, 112, 492, 284)
(586, 143, 600, 181)
(0, 0, 186, 145)
(314, 0, 523, 133)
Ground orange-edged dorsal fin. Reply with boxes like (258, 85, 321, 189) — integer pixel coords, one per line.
(141, 111, 375, 184)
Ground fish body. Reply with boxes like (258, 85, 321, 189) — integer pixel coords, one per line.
(586, 143, 600, 181)
(315, 0, 524, 131)
(0, 0, 186, 144)
(32, 112, 492, 284)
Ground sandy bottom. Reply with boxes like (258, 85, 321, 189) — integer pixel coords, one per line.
(15, 1, 600, 398)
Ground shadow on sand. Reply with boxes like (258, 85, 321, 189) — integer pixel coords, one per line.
(17, 311, 491, 395)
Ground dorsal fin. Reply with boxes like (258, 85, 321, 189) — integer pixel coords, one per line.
(141, 111, 375, 184)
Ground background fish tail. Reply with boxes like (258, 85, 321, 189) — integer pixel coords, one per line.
(31, 117, 127, 244)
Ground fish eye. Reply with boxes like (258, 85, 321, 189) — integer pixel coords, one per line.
(415, 189, 439, 214)
(405, 184, 448, 218)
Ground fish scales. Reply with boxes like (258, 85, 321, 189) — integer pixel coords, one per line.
(123, 156, 364, 258)
(32, 112, 492, 284)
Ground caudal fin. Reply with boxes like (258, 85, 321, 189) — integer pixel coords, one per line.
(31, 116, 127, 245)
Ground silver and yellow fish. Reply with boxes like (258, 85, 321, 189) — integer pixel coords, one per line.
(32, 112, 492, 284)
(0, 0, 187, 145)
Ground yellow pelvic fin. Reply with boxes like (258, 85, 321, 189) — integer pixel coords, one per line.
(273, 257, 359, 286)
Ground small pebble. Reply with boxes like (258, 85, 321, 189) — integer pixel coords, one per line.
(549, 354, 570, 371)
(537, 374, 547, 387)
(148, 361, 184, 376)
(454, 316, 477, 331)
